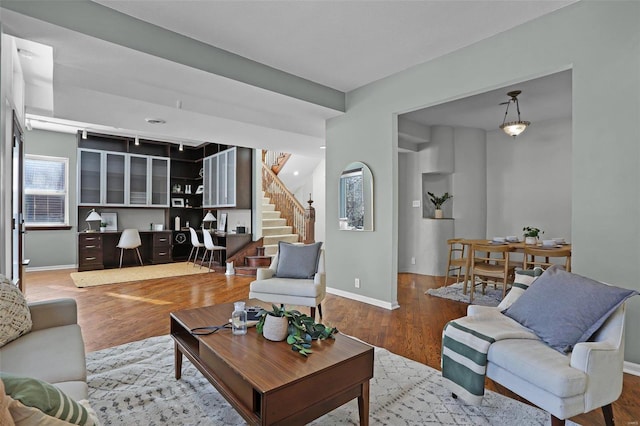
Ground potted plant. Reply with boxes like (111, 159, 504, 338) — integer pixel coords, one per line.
(99, 222, 108, 232)
(523, 226, 543, 245)
(427, 192, 452, 219)
(256, 304, 338, 357)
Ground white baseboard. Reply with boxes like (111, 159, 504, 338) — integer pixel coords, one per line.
(26, 264, 77, 272)
(624, 361, 640, 376)
(326, 287, 399, 310)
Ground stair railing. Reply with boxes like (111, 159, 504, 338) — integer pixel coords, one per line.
(262, 162, 308, 243)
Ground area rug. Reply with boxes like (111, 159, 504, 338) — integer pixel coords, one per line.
(71, 262, 210, 287)
(86, 334, 575, 425)
(426, 281, 503, 306)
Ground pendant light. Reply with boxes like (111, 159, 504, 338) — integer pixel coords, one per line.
(499, 90, 530, 138)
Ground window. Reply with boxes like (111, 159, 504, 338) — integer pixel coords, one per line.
(24, 154, 69, 227)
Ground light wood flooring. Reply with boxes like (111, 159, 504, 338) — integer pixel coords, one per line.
(24, 269, 640, 425)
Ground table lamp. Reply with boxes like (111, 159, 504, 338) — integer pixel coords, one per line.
(202, 211, 217, 230)
(85, 209, 102, 232)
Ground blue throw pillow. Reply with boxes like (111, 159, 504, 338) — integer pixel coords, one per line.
(274, 241, 322, 279)
(503, 265, 637, 353)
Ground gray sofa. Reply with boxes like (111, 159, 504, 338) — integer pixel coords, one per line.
(0, 298, 87, 401)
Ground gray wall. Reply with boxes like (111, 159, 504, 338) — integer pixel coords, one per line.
(326, 1, 640, 362)
(486, 117, 572, 240)
(24, 129, 78, 268)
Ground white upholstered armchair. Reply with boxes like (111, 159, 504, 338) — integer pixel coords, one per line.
(467, 302, 627, 426)
(249, 248, 326, 319)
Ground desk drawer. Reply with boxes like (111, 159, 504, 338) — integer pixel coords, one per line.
(79, 234, 102, 249)
(151, 248, 172, 264)
(153, 232, 172, 248)
(78, 249, 103, 271)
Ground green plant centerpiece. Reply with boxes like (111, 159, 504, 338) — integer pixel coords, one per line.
(256, 304, 338, 357)
(522, 226, 543, 238)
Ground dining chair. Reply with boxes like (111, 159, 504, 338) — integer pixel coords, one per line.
(523, 246, 572, 272)
(444, 239, 470, 290)
(469, 243, 516, 302)
(187, 227, 205, 267)
(116, 229, 143, 268)
(201, 230, 226, 272)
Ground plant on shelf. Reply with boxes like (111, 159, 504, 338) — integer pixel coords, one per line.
(427, 192, 452, 219)
(256, 304, 338, 357)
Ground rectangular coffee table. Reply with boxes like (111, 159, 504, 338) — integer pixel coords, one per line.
(170, 300, 374, 425)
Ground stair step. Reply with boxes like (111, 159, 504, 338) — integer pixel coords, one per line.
(262, 197, 271, 204)
(262, 211, 281, 219)
(262, 204, 276, 211)
(262, 226, 293, 236)
(245, 256, 272, 268)
(262, 218, 286, 227)
(263, 234, 299, 246)
(263, 245, 278, 256)
(235, 266, 258, 276)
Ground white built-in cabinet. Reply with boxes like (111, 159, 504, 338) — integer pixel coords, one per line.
(202, 147, 251, 209)
(78, 148, 169, 207)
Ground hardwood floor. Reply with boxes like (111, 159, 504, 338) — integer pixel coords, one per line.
(24, 269, 639, 425)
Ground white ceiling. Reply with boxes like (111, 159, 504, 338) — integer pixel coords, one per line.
(402, 69, 572, 132)
(1, 0, 576, 156)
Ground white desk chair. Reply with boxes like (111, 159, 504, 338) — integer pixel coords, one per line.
(187, 227, 205, 267)
(201, 230, 226, 272)
(116, 229, 143, 268)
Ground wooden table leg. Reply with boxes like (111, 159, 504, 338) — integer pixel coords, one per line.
(358, 380, 370, 426)
(174, 342, 183, 379)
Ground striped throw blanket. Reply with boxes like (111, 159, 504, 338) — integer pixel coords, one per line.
(441, 311, 539, 405)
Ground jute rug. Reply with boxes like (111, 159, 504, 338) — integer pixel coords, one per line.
(86, 335, 576, 425)
(426, 281, 504, 306)
(71, 262, 210, 288)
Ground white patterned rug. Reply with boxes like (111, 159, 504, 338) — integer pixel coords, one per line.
(86, 335, 577, 425)
(426, 281, 504, 306)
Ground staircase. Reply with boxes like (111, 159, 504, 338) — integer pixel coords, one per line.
(261, 193, 300, 255)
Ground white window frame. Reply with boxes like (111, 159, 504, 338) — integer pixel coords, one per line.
(24, 154, 70, 227)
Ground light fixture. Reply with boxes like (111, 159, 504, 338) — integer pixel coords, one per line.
(179, 143, 184, 151)
(134, 135, 140, 146)
(82, 129, 87, 139)
(202, 211, 217, 230)
(499, 90, 531, 138)
(85, 209, 102, 232)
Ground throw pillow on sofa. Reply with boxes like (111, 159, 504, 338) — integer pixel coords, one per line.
(497, 267, 544, 310)
(503, 265, 638, 353)
(0, 275, 32, 347)
(1, 374, 99, 426)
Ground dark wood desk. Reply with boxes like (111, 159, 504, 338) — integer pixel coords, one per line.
(171, 300, 374, 425)
(78, 230, 172, 271)
(171, 229, 252, 263)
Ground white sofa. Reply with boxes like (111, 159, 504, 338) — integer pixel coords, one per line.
(466, 302, 626, 425)
(0, 298, 88, 401)
(249, 250, 326, 318)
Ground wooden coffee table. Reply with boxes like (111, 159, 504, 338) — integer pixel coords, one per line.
(170, 300, 374, 425)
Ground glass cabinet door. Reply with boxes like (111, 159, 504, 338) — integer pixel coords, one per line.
(79, 149, 101, 205)
(128, 155, 148, 205)
(150, 157, 169, 206)
(105, 152, 126, 205)
(225, 148, 236, 206)
(202, 156, 211, 207)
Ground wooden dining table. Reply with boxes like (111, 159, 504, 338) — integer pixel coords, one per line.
(453, 239, 572, 296)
